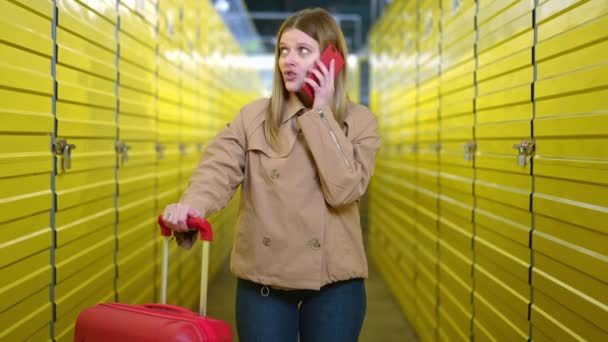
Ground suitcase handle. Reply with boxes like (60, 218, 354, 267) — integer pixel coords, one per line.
(143, 304, 195, 315)
(157, 214, 212, 316)
(157, 215, 213, 241)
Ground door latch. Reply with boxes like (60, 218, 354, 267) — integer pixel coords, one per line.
(512, 139, 534, 166)
(156, 142, 165, 160)
(463, 141, 476, 161)
(54, 138, 76, 170)
(116, 141, 131, 164)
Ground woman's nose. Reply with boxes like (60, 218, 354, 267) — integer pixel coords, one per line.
(284, 50, 296, 65)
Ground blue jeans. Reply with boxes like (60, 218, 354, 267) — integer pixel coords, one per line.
(236, 278, 366, 342)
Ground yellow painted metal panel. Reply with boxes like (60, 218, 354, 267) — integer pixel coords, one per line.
(439, 261, 473, 312)
(120, 86, 156, 117)
(474, 291, 528, 341)
(536, 83, 607, 118)
(119, 36, 156, 82)
(0, 173, 52, 222)
(533, 252, 607, 331)
(438, 188, 473, 222)
(55, 226, 114, 282)
(532, 289, 607, 341)
(120, 62, 155, 96)
(55, 196, 114, 247)
(0, 249, 50, 312)
(55, 168, 115, 210)
(117, 263, 156, 304)
(158, 120, 181, 143)
(0, 1, 53, 57)
(1, 211, 50, 270)
(56, 65, 116, 108)
(537, 64, 607, 99)
(476, 84, 530, 110)
(158, 56, 181, 85)
(476, 211, 530, 267)
(534, 215, 607, 283)
(158, 97, 180, 122)
(57, 0, 115, 51)
(536, 12, 607, 65)
(475, 262, 529, 321)
(117, 240, 156, 289)
(57, 33, 115, 79)
(54, 261, 115, 318)
(438, 289, 471, 341)
(0, 60, 52, 97)
(0, 88, 53, 134)
(536, 0, 608, 41)
(534, 177, 607, 234)
(56, 102, 116, 138)
(475, 169, 531, 210)
(0, 134, 52, 178)
(119, 4, 156, 50)
(0, 287, 51, 342)
(475, 229, 530, 283)
(117, 182, 156, 220)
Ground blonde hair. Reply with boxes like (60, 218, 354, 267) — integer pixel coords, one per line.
(266, 8, 349, 152)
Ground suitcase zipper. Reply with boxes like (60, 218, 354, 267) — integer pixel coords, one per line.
(318, 109, 352, 171)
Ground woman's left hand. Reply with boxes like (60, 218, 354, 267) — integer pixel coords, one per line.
(304, 58, 335, 109)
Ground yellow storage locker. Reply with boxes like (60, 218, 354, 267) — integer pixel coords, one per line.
(0, 4, 54, 339)
(437, 0, 475, 340)
(53, 0, 117, 339)
(474, 0, 534, 340)
(116, 0, 159, 305)
(415, 2, 441, 340)
(531, 0, 608, 340)
(179, 2, 204, 310)
(157, 0, 184, 306)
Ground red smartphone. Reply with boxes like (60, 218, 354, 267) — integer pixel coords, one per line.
(302, 44, 345, 102)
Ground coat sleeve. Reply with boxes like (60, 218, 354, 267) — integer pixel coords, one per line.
(296, 105, 381, 208)
(179, 110, 247, 218)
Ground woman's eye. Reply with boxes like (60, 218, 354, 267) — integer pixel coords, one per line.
(280, 48, 288, 56)
(299, 47, 310, 54)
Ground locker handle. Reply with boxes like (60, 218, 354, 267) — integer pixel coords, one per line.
(463, 142, 476, 161)
(116, 141, 130, 164)
(156, 143, 165, 160)
(179, 143, 188, 155)
(512, 140, 534, 166)
(54, 138, 76, 170)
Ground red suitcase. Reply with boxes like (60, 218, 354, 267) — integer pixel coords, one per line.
(74, 216, 233, 341)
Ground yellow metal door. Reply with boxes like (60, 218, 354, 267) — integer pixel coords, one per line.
(116, 0, 159, 305)
(474, 1, 535, 340)
(53, 1, 117, 339)
(438, 1, 476, 340)
(415, 2, 441, 340)
(531, 1, 608, 340)
(156, 0, 184, 306)
(0, 1, 54, 340)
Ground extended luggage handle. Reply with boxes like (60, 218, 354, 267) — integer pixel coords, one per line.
(157, 215, 212, 316)
(157, 215, 214, 241)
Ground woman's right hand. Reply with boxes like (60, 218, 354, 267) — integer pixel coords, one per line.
(162, 203, 202, 233)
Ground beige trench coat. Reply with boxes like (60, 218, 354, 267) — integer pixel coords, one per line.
(180, 98, 381, 290)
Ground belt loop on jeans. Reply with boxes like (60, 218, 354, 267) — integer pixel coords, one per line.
(260, 285, 270, 297)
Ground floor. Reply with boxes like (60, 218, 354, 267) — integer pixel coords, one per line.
(207, 259, 419, 341)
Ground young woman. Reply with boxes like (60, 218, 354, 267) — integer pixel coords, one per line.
(162, 8, 381, 341)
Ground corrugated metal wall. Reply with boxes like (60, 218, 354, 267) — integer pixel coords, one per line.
(368, 0, 607, 341)
(0, 0, 262, 340)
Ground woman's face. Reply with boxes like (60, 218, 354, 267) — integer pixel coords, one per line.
(278, 28, 320, 93)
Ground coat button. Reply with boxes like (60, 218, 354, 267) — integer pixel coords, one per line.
(262, 237, 271, 246)
(309, 239, 321, 250)
(270, 169, 280, 180)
